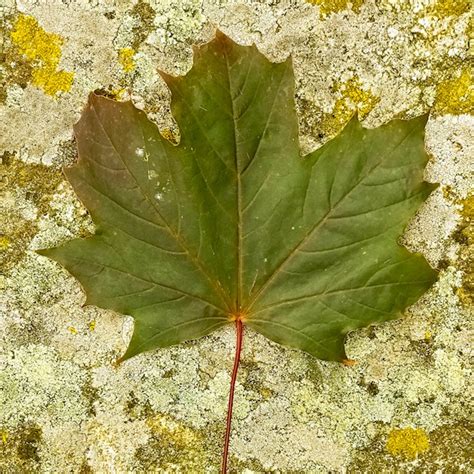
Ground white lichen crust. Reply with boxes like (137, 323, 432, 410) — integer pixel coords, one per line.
(0, 0, 472, 471)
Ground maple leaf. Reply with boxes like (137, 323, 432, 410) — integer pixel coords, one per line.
(38, 32, 437, 470)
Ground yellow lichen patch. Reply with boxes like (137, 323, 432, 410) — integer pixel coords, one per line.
(318, 76, 379, 140)
(9, 14, 74, 96)
(88, 320, 96, 331)
(427, 0, 471, 18)
(307, 0, 364, 17)
(160, 127, 179, 144)
(111, 88, 127, 100)
(434, 68, 474, 115)
(351, 423, 471, 471)
(32, 66, 74, 96)
(341, 76, 379, 118)
(386, 427, 430, 459)
(10, 15, 62, 64)
(0, 236, 10, 250)
(118, 48, 136, 73)
(1, 431, 7, 444)
(259, 387, 273, 400)
(67, 326, 78, 335)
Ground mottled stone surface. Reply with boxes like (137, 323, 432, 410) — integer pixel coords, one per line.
(0, 0, 472, 472)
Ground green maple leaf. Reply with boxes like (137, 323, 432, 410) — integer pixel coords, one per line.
(39, 32, 436, 364)
(39, 32, 438, 470)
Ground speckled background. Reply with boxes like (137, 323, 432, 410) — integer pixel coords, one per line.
(0, 0, 473, 472)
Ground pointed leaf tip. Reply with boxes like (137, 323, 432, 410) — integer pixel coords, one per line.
(214, 28, 232, 44)
(158, 69, 180, 89)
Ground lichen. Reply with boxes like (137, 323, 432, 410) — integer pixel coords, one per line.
(67, 325, 78, 335)
(386, 427, 430, 460)
(0, 152, 63, 272)
(350, 422, 472, 471)
(435, 68, 474, 115)
(31, 66, 74, 97)
(0, 14, 33, 103)
(455, 193, 474, 305)
(0, 424, 42, 471)
(307, 0, 364, 17)
(160, 127, 179, 144)
(9, 14, 74, 96)
(0, 345, 89, 424)
(130, 0, 157, 50)
(427, 0, 471, 18)
(308, 75, 379, 142)
(118, 48, 136, 73)
(10, 15, 62, 64)
(135, 413, 212, 470)
(419, 422, 473, 470)
(1, 0, 472, 471)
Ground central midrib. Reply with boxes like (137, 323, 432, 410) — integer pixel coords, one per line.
(226, 57, 290, 316)
(223, 46, 243, 314)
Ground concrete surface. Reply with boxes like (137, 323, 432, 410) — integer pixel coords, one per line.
(0, 0, 472, 471)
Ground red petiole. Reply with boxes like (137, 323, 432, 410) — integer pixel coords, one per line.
(221, 318, 244, 473)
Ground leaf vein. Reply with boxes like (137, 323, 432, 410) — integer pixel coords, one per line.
(66, 256, 227, 313)
(89, 101, 233, 311)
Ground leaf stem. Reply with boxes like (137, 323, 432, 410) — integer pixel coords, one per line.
(221, 318, 244, 473)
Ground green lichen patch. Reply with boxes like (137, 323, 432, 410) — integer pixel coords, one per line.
(80, 378, 100, 418)
(130, 0, 156, 51)
(135, 413, 215, 471)
(455, 193, 474, 305)
(0, 14, 33, 103)
(227, 455, 268, 473)
(239, 358, 267, 394)
(0, 345, 90, 429)
(78, 458, 94, 474)
(417, 422, 473, 471)
(349, 422, 473, 472)
(0, 152, 62, 272)
(0, 424, 42, 472)
(124, 390, 154, 421)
